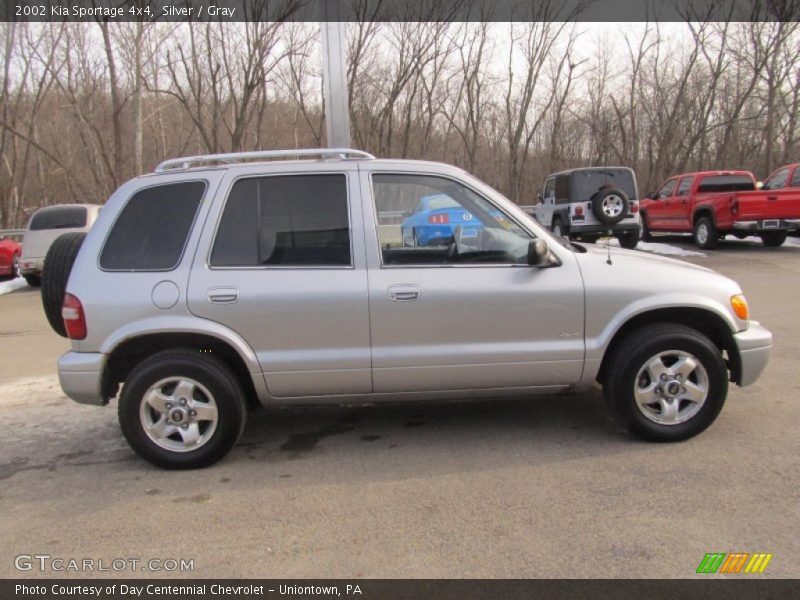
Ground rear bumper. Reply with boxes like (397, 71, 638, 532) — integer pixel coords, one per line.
(733, 321, 772, 387)
(58, 351, 107, 406)
(19, 257, 43, 275)
(568, 222, 641, 235)
(732, 219, 800, 232)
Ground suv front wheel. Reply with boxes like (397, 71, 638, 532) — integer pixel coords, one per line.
(118, 349, 247, 469)
(603, 323, 728, 442)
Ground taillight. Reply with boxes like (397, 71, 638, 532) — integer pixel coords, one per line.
(574, 205, 584, 216)
(731, 196, 739, 214)
(427, 214, 450, 225)
(631, 201, 639, 213)
(62, 293, 87, 340)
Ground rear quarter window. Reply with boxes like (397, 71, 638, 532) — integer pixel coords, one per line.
(29, 206, 87, 230)
(99, 181, 205, 271)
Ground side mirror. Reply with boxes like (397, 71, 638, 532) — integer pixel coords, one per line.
(527, 238, 550, 266)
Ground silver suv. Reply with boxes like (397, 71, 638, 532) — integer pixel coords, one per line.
(51, 149, 772, 469)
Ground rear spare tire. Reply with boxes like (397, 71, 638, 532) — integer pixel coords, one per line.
(41, 232, 86, 337)
(591, 188, 630, 225)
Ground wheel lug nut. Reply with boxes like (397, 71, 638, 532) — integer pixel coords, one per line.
(165, 403, 172, 409)
(190, 410, 197, 417)
(182, 423, 188, 429)
(180, 398, 187, 406)
(660, 374, 667, 381)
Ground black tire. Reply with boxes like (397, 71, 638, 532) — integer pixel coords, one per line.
(616, 229, 640, 249)
(413, 227, 421, 247)
(118, 349, 247, 469)
(693, 216, 718, 249)
(41, 232, 86, 337)
(640, 213, 653, 242)
(591, 188, 630, 226)
(760, 231, 787, 247)
(24, 274, 41, 287)
(603, 323, 728, 442)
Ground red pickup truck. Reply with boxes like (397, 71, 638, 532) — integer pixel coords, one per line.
(640, 168, 800, 248)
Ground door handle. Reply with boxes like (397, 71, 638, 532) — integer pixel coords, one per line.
(767, 195, 778, 201)
(388, 285, 420, 302)
(207, 287, 239, 304)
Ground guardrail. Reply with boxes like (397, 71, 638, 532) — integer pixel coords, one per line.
(0, 229, 25, 240)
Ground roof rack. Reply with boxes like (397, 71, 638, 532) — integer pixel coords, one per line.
(154, 148, 375, 173)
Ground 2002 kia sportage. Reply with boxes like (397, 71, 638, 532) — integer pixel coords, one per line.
(44, 148, 772, 469)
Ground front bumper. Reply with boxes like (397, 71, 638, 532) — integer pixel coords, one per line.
(58, 351, 107, 406)
(733, 321, 772, 387)
(732, 218, 800, 232)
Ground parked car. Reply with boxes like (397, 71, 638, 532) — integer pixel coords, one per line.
(533, 167, 641, 248)
(761, 162, 800, 191)
(20, 204, 102, 286)
(639, 169, 800, 248)
(45, 148, 771, 469)
(0, 236, 21, 279)
(400, 193, 519, 247)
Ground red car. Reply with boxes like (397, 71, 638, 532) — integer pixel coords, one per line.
(640, 168, 800, 248)
(0, 236, 22, 278)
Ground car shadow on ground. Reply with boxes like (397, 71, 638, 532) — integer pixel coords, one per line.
(646, 233, 800, 253)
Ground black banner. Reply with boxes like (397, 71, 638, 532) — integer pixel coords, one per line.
(3, 579, 800, 600)
(2, 0, 799, 23)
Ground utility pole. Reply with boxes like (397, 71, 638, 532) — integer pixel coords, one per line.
(319, 0, 351, 148)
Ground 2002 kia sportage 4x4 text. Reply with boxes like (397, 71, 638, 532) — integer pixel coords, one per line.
(47, 148, 772, 469)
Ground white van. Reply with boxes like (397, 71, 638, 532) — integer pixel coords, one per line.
(20, 204, 102, 286)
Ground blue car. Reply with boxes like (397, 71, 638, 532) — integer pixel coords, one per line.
(401, 194, 491, 247)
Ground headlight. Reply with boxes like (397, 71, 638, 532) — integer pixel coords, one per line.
(731, 294, 749, 320)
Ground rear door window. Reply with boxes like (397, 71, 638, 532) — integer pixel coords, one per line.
(210, 174, 351, 267)
(791, 168, 800, 187)
(100, 181, 205, 271)
(29, 206, 87, 230)
(696, 175, 755, 193)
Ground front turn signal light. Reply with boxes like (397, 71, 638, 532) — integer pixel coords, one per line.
(731, 294, 749, 320)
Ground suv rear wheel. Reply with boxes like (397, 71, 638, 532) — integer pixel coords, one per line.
(118, 349, 247, 469)
(616, 230, 639, 249)
(603, 323, 728, 442)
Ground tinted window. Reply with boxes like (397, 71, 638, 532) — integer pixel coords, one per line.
(211, 174, 350, 267)
(572, 170, 637, 201)
(697, 175, 755, 193)
(791, 168, 800, 187)
(29, 206, 87, 230)
(677, 177, 694, 196)
(100, 181, 205, 271)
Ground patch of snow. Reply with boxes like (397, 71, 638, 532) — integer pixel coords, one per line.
(607, 238, 706, 257)
(0, 278, 28, 295)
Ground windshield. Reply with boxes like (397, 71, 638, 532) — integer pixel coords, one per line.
(424, 195, 460, 211)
